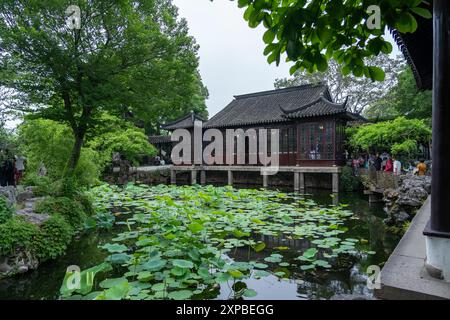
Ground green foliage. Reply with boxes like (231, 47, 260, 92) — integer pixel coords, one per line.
(340, 167, 362, 192)
(0, 193, 91, 263)
(0, 217, 39, 256)
(60, 184, 372, 300)
(230, 0, 430, 80)
(86, 114, 156, 169)
(347, 117, 431, 159)
(18, 119, 101, 188)
(0, 196, 13, 224)
(34, 214, 74, 261)
(35, 197, 87, 230)
(0, 0, 208, 172)
(364, 68, 432, 121)
(275, 55, 405, 114)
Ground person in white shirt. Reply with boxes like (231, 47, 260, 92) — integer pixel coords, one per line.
(14, 155, 26, 184)
(393, 157, 402, 175)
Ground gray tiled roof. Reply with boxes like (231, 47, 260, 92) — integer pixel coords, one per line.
(204, 83, 348, 128)
(148, 135, 172, 144)
(161, 113, 206, 130)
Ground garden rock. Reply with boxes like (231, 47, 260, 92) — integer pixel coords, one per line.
(0, 248, 39, 278)
(383, 175, 431, 226)
(0, 186, 17, 207)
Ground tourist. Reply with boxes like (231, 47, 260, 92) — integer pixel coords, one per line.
(14, 154, 26, 185)
(374, 153, 382, 171)
(417, 159, 427, 176)
(0, 149, 15, 187)
(393, 157, 402, 175)
(384, 157, 393, 172)
(38, 162, 47, 176)
(352, 157, 360, 176)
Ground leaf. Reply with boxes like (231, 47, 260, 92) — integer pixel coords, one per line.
(168, 290, 193, 300)
(300, 264, 316, 271)
(366, 66, 385, 82)
(188, 222, 203, 234)
(172, 259, 194, 269)
(263, 29, 276, 44)
(302, 248, 318, 259)
(411, 7, 432, 19)
(100, 277, 128, 289)
(143, 258, 166, 271)
(253, 242, 266, 252)
(95, 281, 129, 300)
(216, 272, 232, 283)
(228, 269, 244, 279)
(60, 262, 112, 298)
(243, 289, 257, 298)
(102, 243, 128, 253)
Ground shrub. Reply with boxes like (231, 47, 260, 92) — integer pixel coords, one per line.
(340, 166, 362, 192)
(0, 217, 39, 256)
(0, 196, 13, 224)
(18, 119, 101, 189)
(34, 214, 74, 261)
(86, 114, 157, 170)
(35, 197, 87, 229)
(347, 117, 431, 159)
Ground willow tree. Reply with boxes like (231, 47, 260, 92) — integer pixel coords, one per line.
(0, 0, 207, 173)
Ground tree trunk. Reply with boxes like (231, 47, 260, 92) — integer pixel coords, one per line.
(67, 131, 85, 174)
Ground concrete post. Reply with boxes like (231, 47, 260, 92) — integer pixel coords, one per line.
(200, 170, 206, 185)
(227, 170, 233, 186)
(332, 173, 339, 193)
(263, 174, 269, 188)
(170, 169, 176, 185)
(299, 172, 305, 193)
(191, 170, 197, 185)
(294, 172, 300, 192)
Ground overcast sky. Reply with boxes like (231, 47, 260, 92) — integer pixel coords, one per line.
(172, 0, 401, 119)
(172, 0, 293, 118)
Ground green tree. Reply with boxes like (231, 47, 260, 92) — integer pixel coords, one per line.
(18, 119, 101, 187)
(347, 117, 431, 160)
(85, 113, 156, 169)
(230, 0, 430, 80)
(0, 0, 207, 174)
(275, 54, 405, 114)
(364, 67, 432, 121)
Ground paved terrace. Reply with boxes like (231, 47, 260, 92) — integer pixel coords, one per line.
(375, 197, 450, 300)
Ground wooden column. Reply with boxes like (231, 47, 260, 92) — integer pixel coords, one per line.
(332, 173, 339, 193)
(191, 170, 197, 185)
(170, 169, 176, 185)
(200, 170, 206, 185)
(227, 170, 233, 186)
(425, 0, 450, 238)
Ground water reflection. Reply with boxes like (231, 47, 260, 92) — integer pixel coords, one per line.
(0, 189, 400, 300)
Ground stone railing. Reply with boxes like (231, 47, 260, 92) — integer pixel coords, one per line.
(358, 168, 402, 191)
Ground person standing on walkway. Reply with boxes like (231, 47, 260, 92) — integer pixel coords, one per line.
(393, 157, 402, 175)
(14, 155, 26, 184)
(374, 153, 382, 171)
(417, 159, 427, 176)
(384, 157, 393, 172)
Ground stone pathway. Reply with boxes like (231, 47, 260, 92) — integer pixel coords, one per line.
(15, 197, 50, 225)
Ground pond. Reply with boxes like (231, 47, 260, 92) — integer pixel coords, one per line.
(0, 184, 400, 300)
